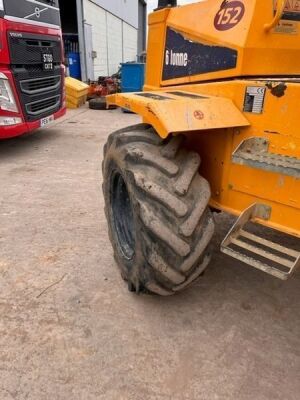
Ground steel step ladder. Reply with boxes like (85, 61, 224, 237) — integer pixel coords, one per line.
(221, 203, 300, 280)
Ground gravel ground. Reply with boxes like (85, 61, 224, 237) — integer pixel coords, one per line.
(0, 106, 299, 400)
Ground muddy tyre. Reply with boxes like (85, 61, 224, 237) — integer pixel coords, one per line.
(102, 124, 215, 295)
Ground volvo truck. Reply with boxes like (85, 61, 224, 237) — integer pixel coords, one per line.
(0, 0, 65, 139)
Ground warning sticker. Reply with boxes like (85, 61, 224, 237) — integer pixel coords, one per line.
(243, 87, 266, 114)
(275, 20, 298, 34)
(274, 0, 300, 21)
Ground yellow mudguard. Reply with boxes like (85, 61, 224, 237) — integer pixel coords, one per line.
(107, 90, 249, 138)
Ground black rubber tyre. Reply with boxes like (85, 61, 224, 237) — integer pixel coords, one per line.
(89, 97, 117, 110)
(102, 124, 215, 295)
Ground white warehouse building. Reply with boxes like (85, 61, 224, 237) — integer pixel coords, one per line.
(59, 0, 147, 81)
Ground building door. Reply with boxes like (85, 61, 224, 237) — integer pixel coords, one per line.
(84, 23, 94, 81)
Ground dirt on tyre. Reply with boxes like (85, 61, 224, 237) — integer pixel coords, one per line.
(102, 124, 215, 295)
(89, 97, 117, 110)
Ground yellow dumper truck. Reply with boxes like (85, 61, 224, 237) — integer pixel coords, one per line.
(102, 0, 300, 295)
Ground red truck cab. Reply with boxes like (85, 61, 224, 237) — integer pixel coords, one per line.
(0, 0, 66, 139)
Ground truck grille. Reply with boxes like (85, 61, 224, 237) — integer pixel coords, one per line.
(8, 31, 63, 122)
(26, 95, 61, 116)
(20, 76, 61, 95)
(8, 34, 62, 65)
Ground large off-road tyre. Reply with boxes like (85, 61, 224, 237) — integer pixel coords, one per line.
(102, 124, 215, 295)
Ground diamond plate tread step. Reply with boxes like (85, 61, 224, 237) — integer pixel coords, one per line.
(221, 203, 300, 280)
(232, 137, 300, 178)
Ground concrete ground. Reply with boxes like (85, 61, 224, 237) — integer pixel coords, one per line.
(0, 106, 299, 400)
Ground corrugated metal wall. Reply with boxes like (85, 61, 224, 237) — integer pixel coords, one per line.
(86, 0, 139, 29)
(83, 0, 140, 78)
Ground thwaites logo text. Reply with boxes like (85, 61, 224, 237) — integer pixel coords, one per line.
(274, 0, 300, 20)
(275, 0, 300, 13)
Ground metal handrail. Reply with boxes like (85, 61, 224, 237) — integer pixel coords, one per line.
(264, 0, 287, 31)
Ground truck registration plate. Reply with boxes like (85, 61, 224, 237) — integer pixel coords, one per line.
(42, 52, 53, 71)
(40, 115, 54, 127)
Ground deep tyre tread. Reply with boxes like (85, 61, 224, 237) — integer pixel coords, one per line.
(102, 124, 215, 295)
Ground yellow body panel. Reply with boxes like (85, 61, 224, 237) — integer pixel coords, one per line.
(108, 1, 300, 239)
(146, 0, 300, 88)
(107, 91, 249, 138)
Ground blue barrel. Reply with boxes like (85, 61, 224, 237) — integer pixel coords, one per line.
(121, 63, 145, 93)
(68, 52, 81, 80)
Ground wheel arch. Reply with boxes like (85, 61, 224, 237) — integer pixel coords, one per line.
(106, 90, 249, 139)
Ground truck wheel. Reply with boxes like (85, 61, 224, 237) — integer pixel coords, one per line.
(102, 124, 215, 295)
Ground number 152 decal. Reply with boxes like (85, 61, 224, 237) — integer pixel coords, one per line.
(214, 1, 245, 31)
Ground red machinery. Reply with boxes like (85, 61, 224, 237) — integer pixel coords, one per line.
(88, 75, 120, 110)
(0, 0, 66, 139)
(88, 76, 119, 99)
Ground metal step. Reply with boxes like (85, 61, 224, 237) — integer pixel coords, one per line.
(221, 203, 300, 280)
(232, 137, 300, 178)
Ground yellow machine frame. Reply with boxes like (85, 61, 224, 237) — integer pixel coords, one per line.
(108, 0, 300, 245)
